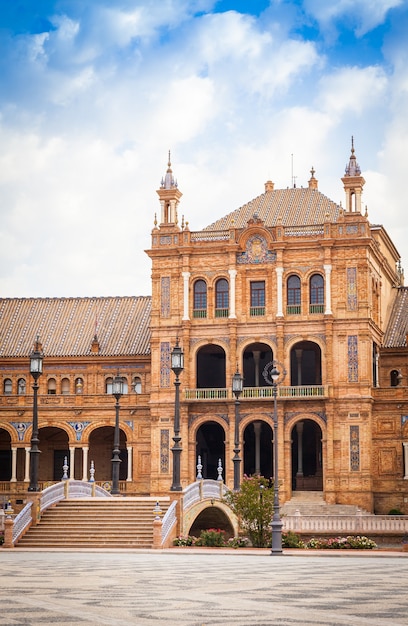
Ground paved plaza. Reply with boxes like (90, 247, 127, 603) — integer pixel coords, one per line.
(1, 549, 407, 626)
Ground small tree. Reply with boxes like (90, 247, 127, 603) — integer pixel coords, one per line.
(224, 475, 274, 547)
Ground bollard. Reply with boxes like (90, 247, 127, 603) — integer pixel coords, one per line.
(3, 517, 14, 549)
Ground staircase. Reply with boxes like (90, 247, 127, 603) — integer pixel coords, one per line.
(282, 491, 366, 516)
(16, 498, 170, 549)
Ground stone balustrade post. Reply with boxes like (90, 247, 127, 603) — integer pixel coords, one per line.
(153, 518, 163, 549)
(3, 517, 14, 549)
(27, 493, 41, 526)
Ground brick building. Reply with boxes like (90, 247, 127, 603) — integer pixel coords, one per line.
(1, 142, 407, 514)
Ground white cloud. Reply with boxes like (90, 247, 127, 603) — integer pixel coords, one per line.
(304, 0, 404, 35)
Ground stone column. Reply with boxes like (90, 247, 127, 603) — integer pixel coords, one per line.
(253, 350, 261, 387)
(295, 349, 303, 386)
(276, 266, 284, 317)
(127, 446, 133, 481)
(324, 264, 332, 315)
(82, 446, 89, 481)
(69, 446, 75, 480)
(24, 447, 30, 482)
(403, 443, 408, 480)
(10, 447, 17, 482)
(182, 271, 190, 321)
(254, 422, 262, 475)
(296, 421, 304, 476)
(228, 269, 237, 318)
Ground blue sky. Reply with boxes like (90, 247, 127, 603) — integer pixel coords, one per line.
(0, 0, 407, 297)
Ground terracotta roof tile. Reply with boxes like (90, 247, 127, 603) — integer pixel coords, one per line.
(203, 187, 341, 231)
(0, 296, 151, 357)
(383, 287, 408, 348)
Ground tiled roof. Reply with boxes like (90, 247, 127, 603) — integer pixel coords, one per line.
(0, 296, 151, 357)
(383, 288, 408, 348)
(203, 187, 341, 231)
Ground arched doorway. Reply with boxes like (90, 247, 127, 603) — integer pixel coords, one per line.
(38, 427, 70, 482)
(89, 426, 128, 482)
(243, 342, 273, 388)
(196, 421, 225, 481)
(290, 341, 322, 385)
(291, 419, 323, 491)
(196, 345, 226, 388)
(243, 421, 273, 480)
(0, 429, 11, 481)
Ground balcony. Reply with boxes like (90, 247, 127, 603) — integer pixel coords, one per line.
(184, 385, 328, 401)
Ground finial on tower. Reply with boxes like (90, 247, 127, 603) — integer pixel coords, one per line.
(345, 136, 361, 176)
(160, 150, 177, 190)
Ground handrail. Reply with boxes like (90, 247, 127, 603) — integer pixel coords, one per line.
(12, 502, 33, 544)
(40, 480, 112, 513)
(184, 386, 327, 400)
(183, 479, 227, 510)
(161, 500, 177, 545)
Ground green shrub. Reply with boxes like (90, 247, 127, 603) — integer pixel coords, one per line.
(388, 508, 404, 515)
(305, 535, 377, 550)
(282, 531, 305, 548)
(227, 536, 250, 548)
(224, 476, 274, 547)
(196, 528, 226, 547)
(173, 535, 196, 546)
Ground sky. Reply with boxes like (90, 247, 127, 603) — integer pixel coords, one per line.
(0, 0, 407, 298)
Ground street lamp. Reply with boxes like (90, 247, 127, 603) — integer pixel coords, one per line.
(270, 365, 283, 555)
(232, 368, 243, 490)
(111, 372, 124, 496)
(29, 338, 43, 492)
(170, 339, 184, 491)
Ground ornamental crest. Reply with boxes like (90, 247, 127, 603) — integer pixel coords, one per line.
(237, 235, 276, 265)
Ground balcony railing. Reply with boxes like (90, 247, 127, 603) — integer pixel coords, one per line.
(184, 385, 328, 401)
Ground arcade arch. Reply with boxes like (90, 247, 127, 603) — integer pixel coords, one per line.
(88, 426, 128, 482)
(242, 342, 273, 388)
(290, 340, 322, 386)
(196, 344, 226, 389)
(291, 419, 323, 491)
(243, 420, 273, 479)
(195, 421, 225, 481)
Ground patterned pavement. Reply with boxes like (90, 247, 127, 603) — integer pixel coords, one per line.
(1, 549, 407, 626)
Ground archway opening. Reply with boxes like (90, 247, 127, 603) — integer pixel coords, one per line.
(291, 419, 323, 491)
(196, 344, 226, 388)
(290, 341, 322, 385)
(243, 420, 273, 480)
(189, 507, 234, 538)
(243, 342, 273, 388)
(196, 421, 225, 481)
(89, 426, 128, 482)
(0, 429, 11, 481)
(38, 427, 69, 482)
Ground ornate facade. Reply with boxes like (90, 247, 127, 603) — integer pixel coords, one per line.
(1, 143, 407, 514)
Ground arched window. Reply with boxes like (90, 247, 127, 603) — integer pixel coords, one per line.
(133, 376, 142, 394)
(121, 377, 129, 394)
(61, 378, 70, 395)
(193, 280, 207, 318)
(105, 377, 113, 394)
(287, 275, 301, 314)
(215, 279, 229, 317)
(17, 378, 26, 395)
(310, 274, 324, 313)
(3, 378, 12, 394)
(47, 378, 57, 395)
(75, 378, 83, 394)
(390, 370, 402, 387)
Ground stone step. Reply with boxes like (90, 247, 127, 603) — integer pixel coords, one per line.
(16, 498, 169, 549)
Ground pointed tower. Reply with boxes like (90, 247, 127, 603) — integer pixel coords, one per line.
(156, 151, 182, 228)
(341, 137, 365, 212)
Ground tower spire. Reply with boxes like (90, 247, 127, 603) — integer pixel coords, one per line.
(157, 151, 182, 227)
(341, 137, 365, 212)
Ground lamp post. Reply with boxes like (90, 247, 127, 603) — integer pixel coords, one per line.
(270, 365, 283, 555)
(29, 339, 43, 492)
(111, 372, 124, 496)
(232, 368, 243, 490)
(170, 339, 184, 491)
